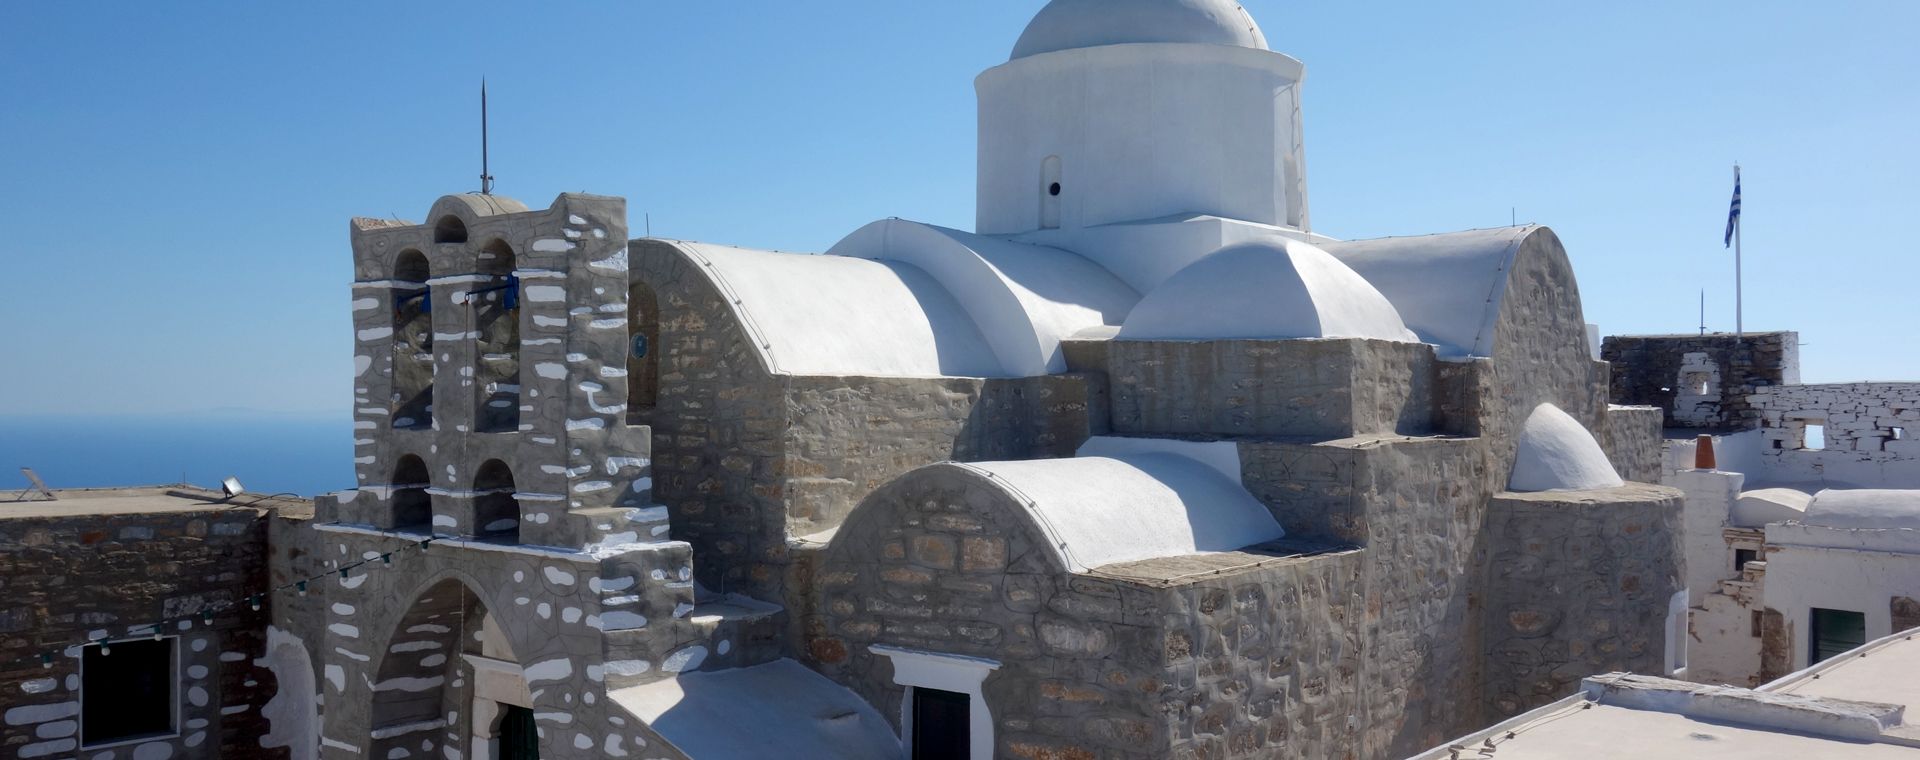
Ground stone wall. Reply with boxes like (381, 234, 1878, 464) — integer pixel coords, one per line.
(0, 496, 278, 759)
(1600, 405, 1665, 484)
(1750, 382, 1920, 488)
(632, 240, 1100, 601)
(1481, 483, 1684, 719)
(1600, 332, 1800, 431)
(1106, 338, 1438, 438)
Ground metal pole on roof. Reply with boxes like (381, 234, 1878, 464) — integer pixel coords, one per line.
(480, 79, 495, 195)
(1733, 163, 1743, 341)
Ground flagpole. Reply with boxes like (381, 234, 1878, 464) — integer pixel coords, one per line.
(1734, 163, 1743, 340)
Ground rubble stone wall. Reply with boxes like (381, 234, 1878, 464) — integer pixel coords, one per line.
(0, 500, 276, 759)
(1600, 332, 1800, 431)
(1481, 484, 1684, 719)
(1750, 382, 1920, 488)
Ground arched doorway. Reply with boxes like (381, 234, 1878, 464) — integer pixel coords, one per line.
(370, 576, 533, 760)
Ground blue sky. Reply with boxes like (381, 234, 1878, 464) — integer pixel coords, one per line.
(3, 1, 1915, 416)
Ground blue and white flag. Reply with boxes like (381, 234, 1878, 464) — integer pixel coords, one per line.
(1724, 167, 1742, 248)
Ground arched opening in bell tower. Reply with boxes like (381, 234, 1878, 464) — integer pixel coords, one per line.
(473, 238, 521, 434)
(391, 249, 435, 429)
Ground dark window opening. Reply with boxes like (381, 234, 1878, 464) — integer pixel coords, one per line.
(83, 638, 174, 746)
(499, 705, 540, 760)
(474, 460, 518, 542)
(1734, 548, 1759, 574)
(1811, 607, 1867, 664)
(434, 215, 468, 244)
(911, 687, 970, 760)
(391, 455, 432, 531)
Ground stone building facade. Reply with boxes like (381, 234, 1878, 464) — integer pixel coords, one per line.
(1600, 332, 1800, 432)
(0, 488, 288, 759)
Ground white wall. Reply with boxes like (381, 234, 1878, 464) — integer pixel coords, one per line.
(1668, 468, 1745, 602)
(976, 43, 1306, 236)
(1762, 523, 1920, 671)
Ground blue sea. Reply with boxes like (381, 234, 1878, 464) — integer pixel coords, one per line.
(0, 413, 356, 498)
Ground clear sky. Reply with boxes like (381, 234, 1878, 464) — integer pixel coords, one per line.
(3, 1, 1914, 416)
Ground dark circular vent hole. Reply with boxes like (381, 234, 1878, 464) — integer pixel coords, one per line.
(1048, 182, 1062, 196)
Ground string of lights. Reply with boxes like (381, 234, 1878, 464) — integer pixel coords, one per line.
(5, 534, 442, 672)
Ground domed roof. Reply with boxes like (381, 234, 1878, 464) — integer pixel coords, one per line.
(1117, 238, 1419, 342)
(1011, 0, 1269, 61)
(1508, 404, 1625, 493)
(1803, 489, 1920, 530)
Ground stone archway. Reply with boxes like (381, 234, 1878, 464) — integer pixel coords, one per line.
(368, 575, 528, 760)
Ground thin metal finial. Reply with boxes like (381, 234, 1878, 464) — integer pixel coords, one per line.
(480, 78, 494, 195)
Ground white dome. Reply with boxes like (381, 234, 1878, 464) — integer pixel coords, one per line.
(1011, 0, 1269, 60)
(1508, 404, 1625, 493)
(1117, 238, 1419, 342)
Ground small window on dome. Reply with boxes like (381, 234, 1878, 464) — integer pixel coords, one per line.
(1040, 155, 1062, 230)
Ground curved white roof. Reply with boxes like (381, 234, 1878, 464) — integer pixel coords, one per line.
(829, 219, 1139, 376)
(660, 241, 1002, 377)
(1012, 0, 1269, 60)
(1323, 226, 1538, 358)
(1508, 403, 1625, 492)
(962, 451, 1284, 573)
(1732, 488, 1813, 528)
(1117, 239, 1418, 342)
(1803, 489, 1920, 530)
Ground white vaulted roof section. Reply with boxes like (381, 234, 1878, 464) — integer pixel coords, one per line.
(1323, 226, 1535, 358)
(829, 219, 1140, 376)
(963, 451, 1285, 573)
(664, 241, 1000, 377)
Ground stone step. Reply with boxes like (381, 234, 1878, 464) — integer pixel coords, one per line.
(595, 593, 786, 689)
(575, 504, 674, 546)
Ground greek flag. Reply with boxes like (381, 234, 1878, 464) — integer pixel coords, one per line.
(1724, 167, 1742, 248)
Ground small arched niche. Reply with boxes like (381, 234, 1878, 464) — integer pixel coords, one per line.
(473, 239, 520, 434)
(473, 460, 518, 542)
(433, 215, 468, 244)
(627, 281, 661, 420)
(390, 454, 431, 531)
(390, 249, 434, 430)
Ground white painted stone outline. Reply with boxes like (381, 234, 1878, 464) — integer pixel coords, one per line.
(869, 645, 1000, 760)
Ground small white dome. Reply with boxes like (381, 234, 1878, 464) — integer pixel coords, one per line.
(1731, 488, 1812, 528)
(1117, 238, 1419, 342)
(1509, 404, 1625, 493)
(1011, 0, 1269, 60)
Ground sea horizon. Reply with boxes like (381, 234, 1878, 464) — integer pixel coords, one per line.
(0, 410, 356, 498)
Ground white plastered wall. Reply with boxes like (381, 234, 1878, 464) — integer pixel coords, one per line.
(1760, 524, 1920, 671)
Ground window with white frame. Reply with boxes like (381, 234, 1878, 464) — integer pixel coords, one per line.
(82, 637, 177, 747)
(870, 645, 1000, 760)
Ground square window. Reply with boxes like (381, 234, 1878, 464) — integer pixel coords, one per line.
(1894, 427, 1907, 441)
(1800, 420, 1827, 451)
(1810, 607, 1867, 665)
(82, 638, 176, 746)
(1734, 548, 1759, 573)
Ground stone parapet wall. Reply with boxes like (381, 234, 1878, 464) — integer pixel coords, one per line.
(1481, 483, 1684, 719)
(1105, 337, 1438, 438)
(0, 500, 277, 759)
(1600, 332, 1799, 431)
(1601, 405, 1665, 484)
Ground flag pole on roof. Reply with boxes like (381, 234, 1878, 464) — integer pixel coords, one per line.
(1726, 164, 1742, 340)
